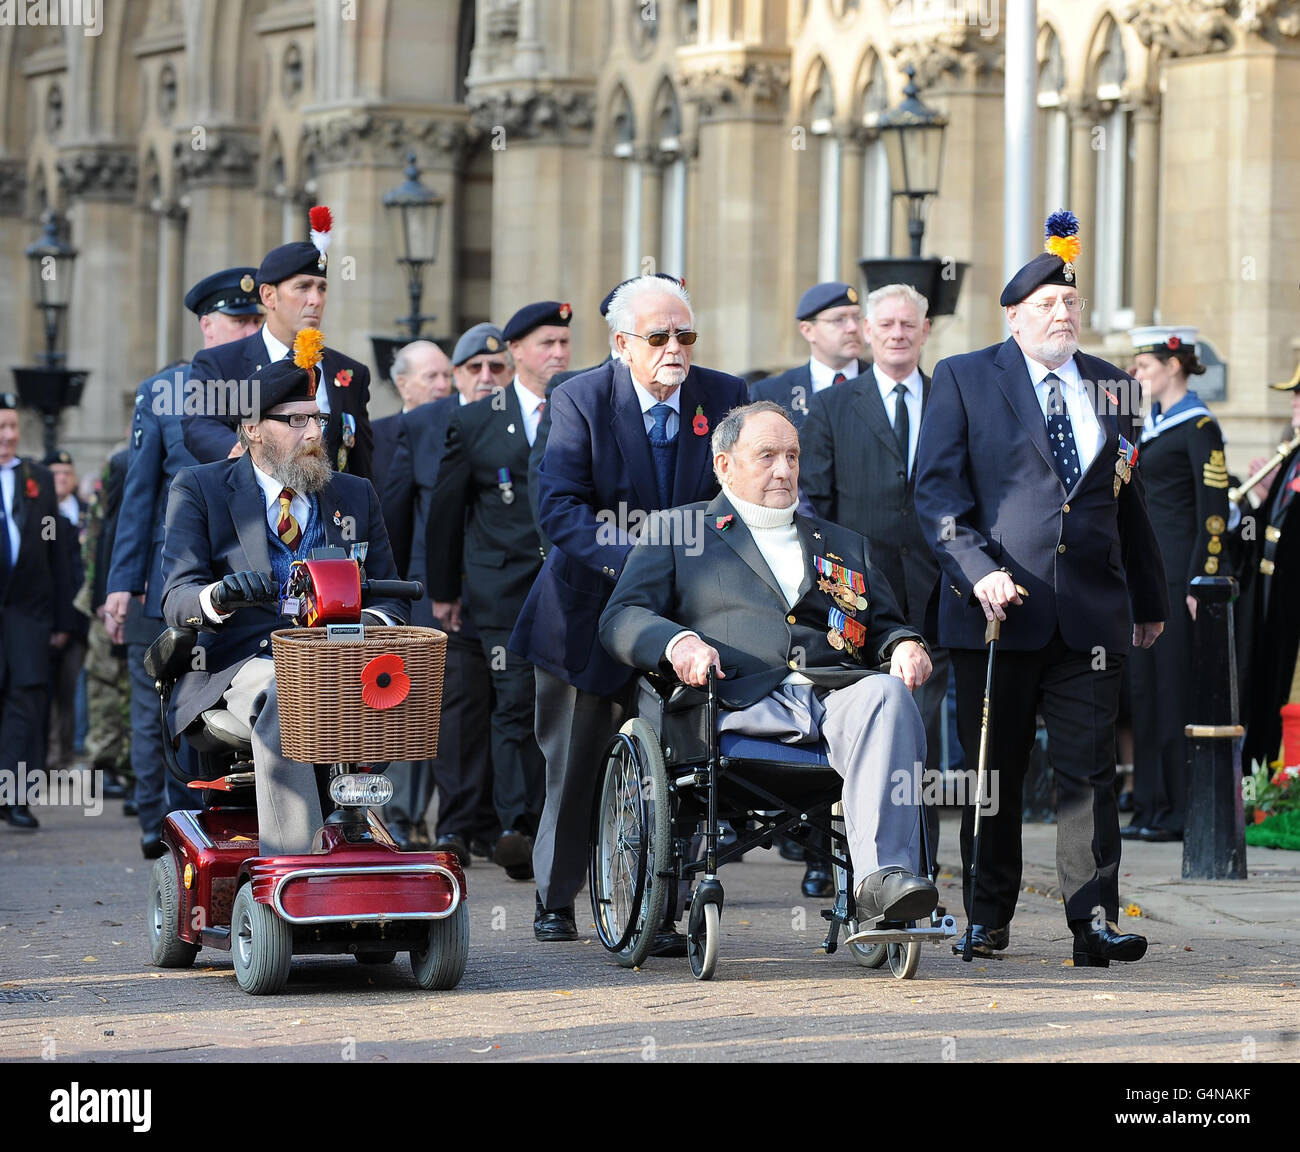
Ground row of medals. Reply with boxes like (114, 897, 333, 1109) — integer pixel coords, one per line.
(818, 576, 868, 652)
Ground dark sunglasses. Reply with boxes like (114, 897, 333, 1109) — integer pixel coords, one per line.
(621, 329, 698, 348)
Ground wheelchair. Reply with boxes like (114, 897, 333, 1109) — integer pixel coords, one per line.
(589, 669, 956, 980)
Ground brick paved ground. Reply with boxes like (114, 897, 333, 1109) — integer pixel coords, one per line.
(3, 801, 1297, 1064)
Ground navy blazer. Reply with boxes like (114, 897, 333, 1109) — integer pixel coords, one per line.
(161, 453, 406, 733)
(750, 363, 814, 429)
(183, 330, 374, 481)
(508, 359, 751, 695)
(914, 338, 1167, 653)
(106, 362, 198, 621)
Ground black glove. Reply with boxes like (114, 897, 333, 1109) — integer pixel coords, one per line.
(212, 570, 278, 612)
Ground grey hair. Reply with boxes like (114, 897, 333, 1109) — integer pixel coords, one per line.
(605, 275, 694, 344)
(391, 339, 441, 381)
(710, 400, 797, 466)
(865, 283, 930, 323)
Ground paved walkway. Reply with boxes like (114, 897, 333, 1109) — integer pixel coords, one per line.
(2, 803, 1297, 1063)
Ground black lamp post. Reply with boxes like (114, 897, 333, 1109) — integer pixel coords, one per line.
(859, 65, 967, 317)
(12, 209, 88, 456)
(370, 154, 446, 386)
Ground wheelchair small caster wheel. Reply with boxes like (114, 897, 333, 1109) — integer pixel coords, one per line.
(846, 920, 887, 970)
(887, 939, 921, 980)
(687, 899, 720, 980)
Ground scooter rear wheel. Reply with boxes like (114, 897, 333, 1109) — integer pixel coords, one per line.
(411, 902, 468, 990)
(232, 883, 293, 995)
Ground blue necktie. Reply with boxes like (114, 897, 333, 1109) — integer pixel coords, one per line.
(648, 402, 674, 506)
(1044, 373, 1081, 491)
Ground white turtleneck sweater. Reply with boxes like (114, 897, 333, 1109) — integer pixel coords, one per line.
(663, 485, 805, 665)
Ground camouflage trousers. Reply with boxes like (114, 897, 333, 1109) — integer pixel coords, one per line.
(83, 617, 131, 775)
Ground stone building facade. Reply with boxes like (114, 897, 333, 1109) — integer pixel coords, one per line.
(2, 0, 1298, 475)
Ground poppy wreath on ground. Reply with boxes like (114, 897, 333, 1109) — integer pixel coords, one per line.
(361, 653, 410, 709)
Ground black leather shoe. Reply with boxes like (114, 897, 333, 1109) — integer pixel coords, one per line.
(122, 798, 138, 818)
(432, 833, 470, 866)
(1138, 826, 1182, 843)
(99, 773, 127, 800)
(388, 823, 416, 851)
(1117, 790, 1135, 813)
(469, 837, 495, 860)
(855, 867, 938, 923)
(1070, 920, 1147, 967)
(649, 929, 688, 958)
(409, 822, 433, 850)
(1, 804, 39, 830)
(1119, 822, 1145, 840)
(141, 829, 166, 859)
(776, 832, 806, 861)
(801, 862, 834, 898)
(952, 923, 1011, 957)
(534, 893, 578, 942)
(494, 830, 534, 880)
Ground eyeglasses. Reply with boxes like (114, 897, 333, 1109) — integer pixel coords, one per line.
(621, 329, 698, 347)
(1026, 297, 1087, 316)
(811, 313, 863, 328)
(468, 360, 510, 375)
(264, 413, 328, 430)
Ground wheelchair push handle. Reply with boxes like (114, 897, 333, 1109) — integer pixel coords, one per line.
(362, 578, 425, 601)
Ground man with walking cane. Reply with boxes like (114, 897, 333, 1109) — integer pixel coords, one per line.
(915, 212, 1168, 966)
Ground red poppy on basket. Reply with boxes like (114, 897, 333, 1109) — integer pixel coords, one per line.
(692, 405, 709, 436)
(25, 477, 39, 499)
(361, 653, 410, 709)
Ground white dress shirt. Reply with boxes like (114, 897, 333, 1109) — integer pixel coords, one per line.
(810, 357, 860, 393)
(1021, 352, 1103, 477)
(512, 377, 548, 446)
(263, 327, 330, 415)
(630, 376, 682, 440)
(872, 363, 923, 474)
(0, 458, 20, 566)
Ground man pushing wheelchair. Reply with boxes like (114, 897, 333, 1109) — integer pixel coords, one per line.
(599, 400, 938, 926)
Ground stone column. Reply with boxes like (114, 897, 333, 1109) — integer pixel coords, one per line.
(1129, 98, 1160, 328)
(638, 147, 664, 271)
(0, 160, 29, 372)
(173, 129, 261, 303)
(1066, 99, 1099, 315)
(838, 129, 865, 285)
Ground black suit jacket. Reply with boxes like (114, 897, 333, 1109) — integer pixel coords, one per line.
(599, 493, 920, 710)
(915, 338, 1167, 653)
(183, 330, 374, 481)
(425, 386, 543, 632)
(1, 459, 77, 686)
(370, 411, 412, 577)
(750, 364, 815, 429)
(161, 453, 406, 733)
(801, 369, 938, 635)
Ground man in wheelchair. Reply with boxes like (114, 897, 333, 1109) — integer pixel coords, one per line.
(599, 401, 938, 924)
(161, 338, 407, 855)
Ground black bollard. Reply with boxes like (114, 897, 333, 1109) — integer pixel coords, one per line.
(1183, 576, 1247, 879)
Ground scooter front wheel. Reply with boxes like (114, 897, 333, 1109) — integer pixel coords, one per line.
(411, 902, 468, 990)
(232, 883, 293, 995)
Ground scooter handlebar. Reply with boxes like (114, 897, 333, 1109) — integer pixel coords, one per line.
(362, 578, 425, 601)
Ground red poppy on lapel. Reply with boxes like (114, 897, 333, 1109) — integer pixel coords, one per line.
(692, 406, 709, 436)
(1103, 387, 1118, 406)
(715, 514, 733, 531)
(334, 369, 353, 389)
(25, 477, 39, 499)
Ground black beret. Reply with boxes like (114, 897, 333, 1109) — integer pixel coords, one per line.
(503, 300, 571, 342)
(184, 267, 261, 316)
(1000, 252, 1077, 307)
(257, 241, 327, 287)
(43, 449, 74, 467)
(796, 281, 859, 320)
(599, 272, 683, 317)
(252, 357, 319, 415)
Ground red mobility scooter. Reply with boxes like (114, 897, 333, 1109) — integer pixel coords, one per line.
(143, 550, 467, 994)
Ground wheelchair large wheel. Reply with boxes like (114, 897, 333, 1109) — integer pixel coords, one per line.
(887, 939, 921, 980)
(232, 883, 293, 995)
(410, 902, 468, 990)
(147, 855, 199, 968)
(590, 718, 672, 968)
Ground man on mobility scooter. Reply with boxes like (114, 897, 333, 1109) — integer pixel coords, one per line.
(148, 330, 467, 994)
(599, 401, 938, 925)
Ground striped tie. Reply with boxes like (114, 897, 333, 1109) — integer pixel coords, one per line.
(277, 487, 302, 550)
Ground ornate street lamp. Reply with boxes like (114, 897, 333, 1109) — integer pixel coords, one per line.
(12, 209, 88, 455)
(859, 65, 966, 317)
(371, 153, 447, 385)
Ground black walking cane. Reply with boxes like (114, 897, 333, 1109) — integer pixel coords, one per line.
(962, 584, 1027, 962)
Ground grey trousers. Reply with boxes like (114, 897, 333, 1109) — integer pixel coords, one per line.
(531, 668, 627, 911)
(719, 675, 927, 883)
(225, 657, 322, 857)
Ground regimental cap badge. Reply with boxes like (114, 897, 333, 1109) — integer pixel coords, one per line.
(846, 286, 858, 304)
(308, 205, 333, 273)
(240, 273, 255, 294)
(486, 335, 499, 351)
(1045, 210, 1081, 284)
(559, 302, 572, 321)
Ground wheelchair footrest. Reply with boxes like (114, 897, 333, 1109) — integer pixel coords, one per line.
(844, 915, 958, 947)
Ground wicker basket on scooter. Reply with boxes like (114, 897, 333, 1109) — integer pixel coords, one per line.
(271, 626, 447, 763)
